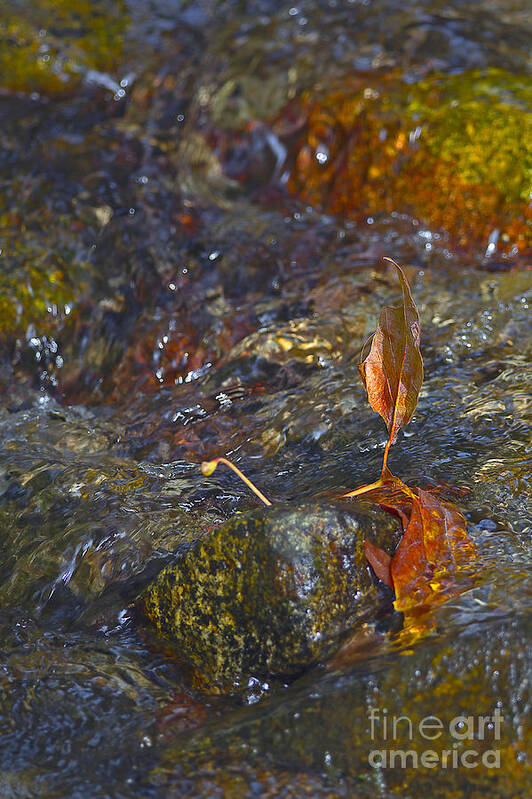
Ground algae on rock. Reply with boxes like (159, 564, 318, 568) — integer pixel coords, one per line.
(141, 502, 399, 692)
(287, 68, 532, 258)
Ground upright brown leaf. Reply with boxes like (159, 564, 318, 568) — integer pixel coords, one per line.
(359, 258, 423, 474)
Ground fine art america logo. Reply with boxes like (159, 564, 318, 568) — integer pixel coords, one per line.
(368, 707, 504, 769)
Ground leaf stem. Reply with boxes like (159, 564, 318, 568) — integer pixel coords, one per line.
(340, 478, 385, 498)
(201, 457, 272, 506)
(381, 433, 393, 476)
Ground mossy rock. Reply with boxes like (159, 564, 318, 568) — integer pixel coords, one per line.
(287, 68, 532, 258)
(140, 502, 399, 692)
(0, 0, 127, 97)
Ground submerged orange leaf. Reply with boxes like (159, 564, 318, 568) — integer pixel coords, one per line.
(364, 539, 392, 587)
(391, 489, 476, 613)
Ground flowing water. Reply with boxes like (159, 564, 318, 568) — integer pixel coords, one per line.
(0, 1, 531, 796)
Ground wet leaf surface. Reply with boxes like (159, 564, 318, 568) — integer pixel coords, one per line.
(364, 539, 392, 587)
(391, 489, 476, 612)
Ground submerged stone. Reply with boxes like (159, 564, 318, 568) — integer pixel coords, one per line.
(286, 68, 532, 261)
(156, 603, 531, 798)
(140, 502, 399, 691)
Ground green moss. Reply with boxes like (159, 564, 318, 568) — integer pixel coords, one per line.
(0, 229, 86, 336)
(406, 70, 532, 204)
(0, 0, 128, 96)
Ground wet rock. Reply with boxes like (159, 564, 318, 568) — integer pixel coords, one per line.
(285, 68, 532, 262)
(140, 502, 399, 691)
(156, 603, 531, 798)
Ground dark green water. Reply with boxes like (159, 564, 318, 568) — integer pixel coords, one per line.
(0, 1, 530, 796)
